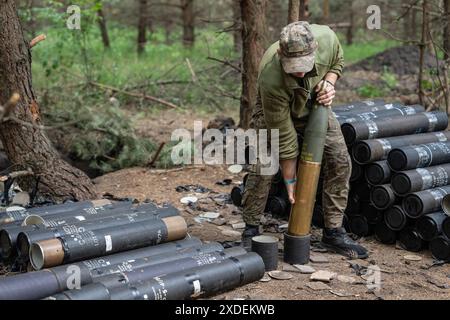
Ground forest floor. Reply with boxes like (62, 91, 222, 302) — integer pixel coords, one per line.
(93, 105, 450, 301)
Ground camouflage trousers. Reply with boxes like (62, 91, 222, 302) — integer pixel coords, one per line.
(242, 108, 352, 229)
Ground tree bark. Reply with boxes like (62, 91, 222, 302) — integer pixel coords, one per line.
(322, 0, 329, 24)
(232, 0, 242, 53)
(239, 0, 267, 129)
(267, 0, 284, 43)
(97, 6, 110, 49)
(411, 6, 418, 39)
(0, 0, 96, 202)
(137, 0, 148, 55)
(444, 0, 450, 61)
(288, 0, 300, 24)
(346, 1, 354, 45)
(402, 0, 410, 40)
(299, 0, 310, 21)
(181, 0, 195, 48)
(418, 0, 429, 105)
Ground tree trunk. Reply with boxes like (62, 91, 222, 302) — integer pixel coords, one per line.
(181, 0, 195, 48)
(137, 0, 148, 55)
(0, 1, 96, 202)
(402, 0, 410, 40)
(299, 0, 310, 21)
(28, 0, 36, 38)
(239, 0, 267, 129)
(346, 2, 354, 45)
(411, 6, 417, 39)
(322, 0, 329, 24)
(418, 0, 429, 105)
(232, 0, 242, 53)
(288, 0, 300, 24)
(444, 0, 450, 61)
(267, 0, 284, 43)
(97, 6, 110, 49)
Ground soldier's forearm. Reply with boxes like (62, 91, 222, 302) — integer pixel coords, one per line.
(324, 72, 338, 86)
(280, 158, 297, 183)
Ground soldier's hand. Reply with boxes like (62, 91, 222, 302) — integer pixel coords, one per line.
(287, 184, 296, 205)
(284, 179, 297, 205)
(315, 80, 335, 107)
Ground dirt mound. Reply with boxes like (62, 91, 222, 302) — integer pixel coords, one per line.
(347, 45, 444, 76)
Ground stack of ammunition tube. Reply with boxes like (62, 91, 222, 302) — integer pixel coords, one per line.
(231, 100, 449, 262)
(340, 100, 450, 261)
(0, 200, 265, 299)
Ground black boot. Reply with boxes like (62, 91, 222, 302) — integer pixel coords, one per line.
(241, 225, 260, 251)
(321, 228, 369, 259)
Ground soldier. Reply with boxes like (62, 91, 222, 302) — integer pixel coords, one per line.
(242, 22, 368, 259)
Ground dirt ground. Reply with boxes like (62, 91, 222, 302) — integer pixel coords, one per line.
(94, 164, 450, 301)
(93, 91, 449, 300)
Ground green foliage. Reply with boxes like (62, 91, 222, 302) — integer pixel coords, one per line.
(340, 39, 399, 64)
(381, 68, 398, 89)
(357, 84, 384, 98)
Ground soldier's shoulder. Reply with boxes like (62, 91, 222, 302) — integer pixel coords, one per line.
(258, 42, 285, 90)
(310, 24, 337, 42)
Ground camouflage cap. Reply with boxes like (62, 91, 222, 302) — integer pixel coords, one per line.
(279, 21, 318, 74)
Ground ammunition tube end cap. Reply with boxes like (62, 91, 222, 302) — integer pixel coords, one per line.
(164, 216, 188, 241)
(22, 214, 46, 226)
(442, 195, 450, 216)
(92, 199, 112, 208)
(30, 238, 64, 270)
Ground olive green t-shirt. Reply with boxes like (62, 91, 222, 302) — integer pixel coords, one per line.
(258, 24, 344, 160)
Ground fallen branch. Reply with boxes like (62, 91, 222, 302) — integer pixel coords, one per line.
(207, 56, 242, 73)
(30, 34, 46, 48)
(185, 58, 198, 83)
(65, 70, 180, 109)
(148, 142, 166, 167)
(89, 81, 179, 109)
(0, 168, 34, 182)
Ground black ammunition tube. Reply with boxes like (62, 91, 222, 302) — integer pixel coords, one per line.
(385, 205, 409, 231)
(398, 227, 427, 252)
(337, 105, 424, 125)
(49, 248, 248, 300)
(366, 161, 392, 186)
(370, 185, 396, 211)
(231, 185, 244, 207)
(361, 202, 382, 224)
(402, 186, 450, 218)
(108, 253, 265, 300)
(332, 100, 390, 113)
(0, 200, 132, 227)
(388, 142, 450, 172)
(341, 111, 448, 145)
(416, 212, 448, 241)
(352, 131, 450, 164)
(443, 215, 450, 239)
(375, 219, 397, 245)
(30, 216, 187, 269)
(348, 215, 373, 237)
(312, 204, 325, 228)
(350, 160, 363, 182)
(2, 204, 178, 259)
(0, 238, 202, 300)
(268, 196, 290, 217)
(353, 180, 371, 201)
(345, 190, 362, 216)
(430, 235, 450, 261)
(89, 242, 225, 278)
(0, 224, 35, 258)
(17, 209, 178, 259)
(392, 164, 450, 196)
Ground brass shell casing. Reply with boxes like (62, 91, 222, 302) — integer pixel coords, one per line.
(163, 216, 188, 241)
(288, 160, 322, 237)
